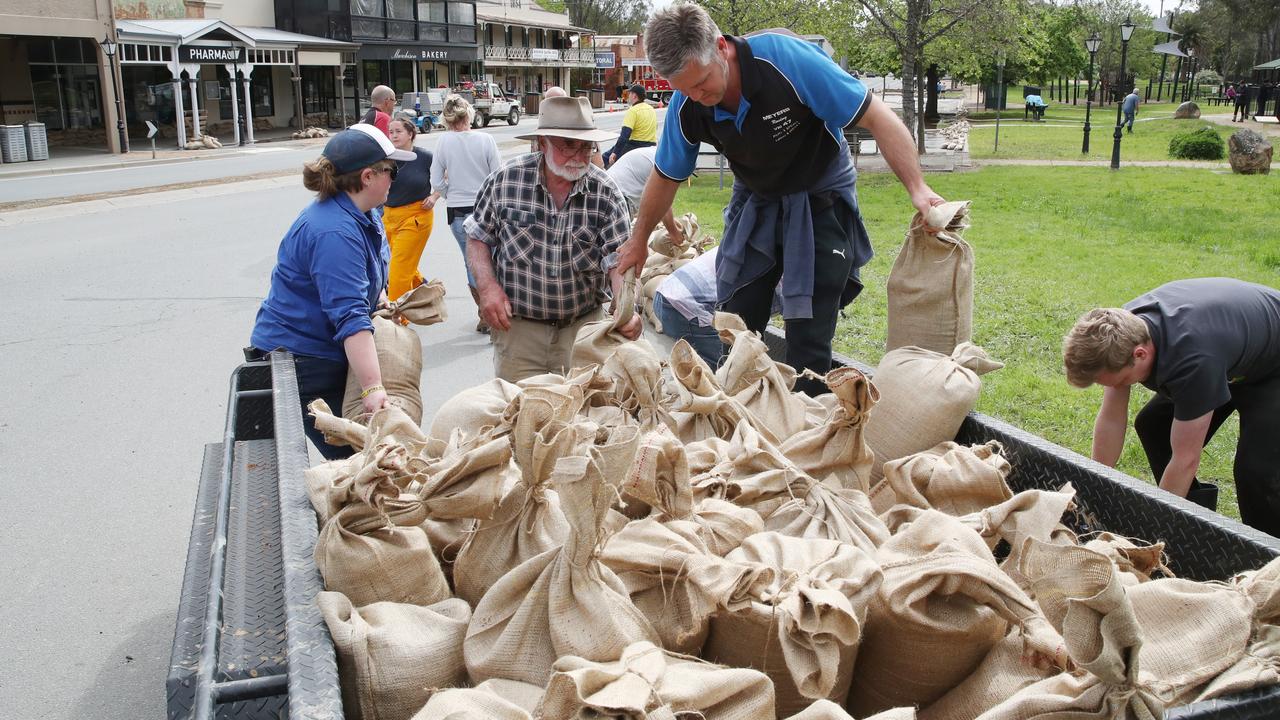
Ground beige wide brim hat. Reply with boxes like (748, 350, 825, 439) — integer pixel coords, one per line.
(515, 96, 617, 143)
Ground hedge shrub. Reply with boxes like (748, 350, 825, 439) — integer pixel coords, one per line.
(1169, 127, 1225, 160)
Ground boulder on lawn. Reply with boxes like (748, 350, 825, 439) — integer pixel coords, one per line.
(1174, 101, 1201, 119)
(1228, 129, 1273, 175)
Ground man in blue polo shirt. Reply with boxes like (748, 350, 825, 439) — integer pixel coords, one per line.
(615, 3, 945, 395)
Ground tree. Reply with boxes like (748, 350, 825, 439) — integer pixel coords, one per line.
(699, 0, 818, 36)
(546, 0, 650, 34)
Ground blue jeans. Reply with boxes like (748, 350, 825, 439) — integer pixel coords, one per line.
(449, 215, 475, 288)
(654, 293, 723, 369)
(1124, 111, 1135, 132)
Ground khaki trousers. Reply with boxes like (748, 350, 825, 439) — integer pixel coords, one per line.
(491, 307, 605, 383)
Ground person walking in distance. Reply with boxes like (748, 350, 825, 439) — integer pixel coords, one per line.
(1122, 88, 1140, 133)
(381, 117, 434, 304)
(426, 95, 502, 333)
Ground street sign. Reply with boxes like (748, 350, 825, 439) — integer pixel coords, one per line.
(145, 121, 158, 139)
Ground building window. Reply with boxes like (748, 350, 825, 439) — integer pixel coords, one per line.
(448, 2, 474, 24)
(219, 69, 274, 119)
(27, 37, 104, 131)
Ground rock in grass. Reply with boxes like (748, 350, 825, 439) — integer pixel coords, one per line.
(1174, 101, 1201, 119)
(1228, 129, 1273, 175)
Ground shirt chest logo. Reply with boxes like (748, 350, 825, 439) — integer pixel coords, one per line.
(761, 106, 800, 143)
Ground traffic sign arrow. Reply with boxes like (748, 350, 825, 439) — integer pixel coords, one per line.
(145, 120, 158, 139)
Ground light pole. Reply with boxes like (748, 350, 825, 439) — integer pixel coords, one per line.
(99, 35, 129, 154)
(1110, 16, 1135, 170)
(1082, 32, 1100, 154)
(993, 51, 1005, 154)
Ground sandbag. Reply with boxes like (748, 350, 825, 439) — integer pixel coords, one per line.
(571, 269, 646, 369)
(602, 341, 675, 431)
(463, 448, 658, 686)
(616, 425, 693, 519)
(864, 343, 1002, 483)
(601, 517, 775, 654)
(318, 592, 469, 720)
(428, 377, 522, 444)
(846, 511, 1067, 717)
(715, 313, 810, 441)
(411, 678, 543, 720)
(667, 339, 773, 445)
(765, 480, 889, 556)
(384, 278, 448, 326)
(919, 632, 1057, 720)
(1080, 533, 1171, 587)
(342, 314, 424, 424)
(309, 398, 370, 450)
(870, 440, 1012, 516)
(674, 498, 766, 557)
(706, 532, 882, 717)
(537, 640, 775, 720)
(1195, 559, 1280, 703)
(886, 200, 973, 355)
(960, 485, 1077, 592)
(788, 701, 917, 720)
(780, 366, 877, 492)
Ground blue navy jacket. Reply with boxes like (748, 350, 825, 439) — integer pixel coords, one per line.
(655, 31, 873, 319)
(251, 192, 389, 362)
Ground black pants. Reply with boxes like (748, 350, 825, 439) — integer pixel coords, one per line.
(1233, 102, 1248, 121)
(720, 197, 861, 397)
(1134, 375, 1280, 537)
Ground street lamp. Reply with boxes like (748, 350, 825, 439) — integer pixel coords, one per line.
(1082, 32, 1101, 154)
(1110, 16, 1135, 170)
(993, 51, 1006, 154)
(99, 35, 129, 154)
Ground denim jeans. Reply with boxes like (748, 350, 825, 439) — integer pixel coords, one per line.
(449, 215, 475, 288)
(1123, 111, 1135, 132)
(292, 354, 354, 461)
(653, 293, 724, 370)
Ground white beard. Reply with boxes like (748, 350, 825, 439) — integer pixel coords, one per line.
(542, 143, 590, 182)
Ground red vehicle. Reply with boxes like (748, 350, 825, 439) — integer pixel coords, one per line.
(633, 63, 674, 103)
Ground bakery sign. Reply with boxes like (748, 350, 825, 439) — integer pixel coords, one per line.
(180, 45, 245, 64)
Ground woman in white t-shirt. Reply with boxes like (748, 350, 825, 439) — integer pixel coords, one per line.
(426, 95, 502, 332)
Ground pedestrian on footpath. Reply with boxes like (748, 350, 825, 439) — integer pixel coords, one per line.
(1233, 84, 1251, 122)
(361, 85, 395, 136)
(1063, 278, 1280, 536)
(1122, 88, 1140, 133)
(464, 96, 637, 382)
(426, 94, 501, 333)
(248, 124, 414, 459)
(617, 4, 945, 395)
(606, 84, 657, 167)
(382, 117, 434, 303)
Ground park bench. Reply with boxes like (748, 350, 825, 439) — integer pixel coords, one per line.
(843, 125, 878, 166)
(168, 344, 1280, 719)
(1024, 94, 1048, 121)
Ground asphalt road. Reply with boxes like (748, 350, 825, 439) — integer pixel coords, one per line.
(0, 109, 653, 204)
(0, 168, 504, 719)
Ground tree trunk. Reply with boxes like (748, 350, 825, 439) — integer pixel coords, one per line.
(925, 63, 940, 120)
(916, 69, 926, 154)
(899, 0, 921, 151)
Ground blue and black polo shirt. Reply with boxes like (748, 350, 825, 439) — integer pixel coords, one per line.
(654, 31, 871, 198)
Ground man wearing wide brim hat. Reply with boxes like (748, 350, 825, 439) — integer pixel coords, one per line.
(463, 96, 640, 382)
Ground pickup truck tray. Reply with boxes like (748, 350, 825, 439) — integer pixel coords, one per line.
(168, 343, 1280, 719)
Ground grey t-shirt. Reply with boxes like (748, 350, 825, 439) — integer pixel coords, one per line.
(1126, 278, 1280, 420)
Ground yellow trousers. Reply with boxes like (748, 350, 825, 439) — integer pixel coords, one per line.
(381, 201, 434, 301)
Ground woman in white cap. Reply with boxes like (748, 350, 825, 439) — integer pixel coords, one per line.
(426, 94, 501, 333)
(248, 124, 415, 459)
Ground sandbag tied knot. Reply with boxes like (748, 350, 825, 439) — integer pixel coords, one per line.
(377, 278, 448, 326)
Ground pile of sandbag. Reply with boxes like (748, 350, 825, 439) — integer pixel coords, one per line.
(938, 117, 969, 151)
(637, 212, 712, 331)
(300, 313, 1280, 720)
(293, 126, 331, 139)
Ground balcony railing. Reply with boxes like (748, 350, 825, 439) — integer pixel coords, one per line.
(482, 45, 596, 65)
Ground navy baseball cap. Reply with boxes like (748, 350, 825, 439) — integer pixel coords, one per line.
(322, 124, 415, 174)
(630, 83, 646, 98)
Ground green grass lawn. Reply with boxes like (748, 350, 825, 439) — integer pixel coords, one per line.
(968, 117, 1232, 162)
(672, 166, 1280, 521)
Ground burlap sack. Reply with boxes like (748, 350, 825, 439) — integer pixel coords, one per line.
(601, 517, 775, 654)
(310, 398, 371, 450)
(668, 339, 775, 445)
(314, 495, 450, 607)
(411, 678, 543, 720)
(788, 701, 917, 720)
(305, 404, 423, 522)
(463, 451, 658, 685)
(780, 367, 877, 493)
(706, 532, 882, 716)
(765, 480, 889, 556)
(846, 511, 1067, 717)
(715, 313, 811, 441)
(318, 592, 469, 720)
(571, 269, 646, 369)
(602, 341, 676, 431)
(960, 485, 1077, 592)
(538, 640, 775, 720)
(919, 632, 1057, 720)
(1193, 560, 1280, 703)
(385, 278, 448, 325)
(342, 315, 424, 424)
(973, 538, 1164, 720)
(885, 200, 973, 355)
(428, 378, 522, 444)
(870, 440, 1012, 516)
(1079, 533, 1171, 587)
(616, 425, 693, 519)
(673, 498, 765, 557)
(451, 420, 583, 606)
(864, 343, 1003, 484)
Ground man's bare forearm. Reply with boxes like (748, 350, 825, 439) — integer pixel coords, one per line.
(466, 238, 498, 291)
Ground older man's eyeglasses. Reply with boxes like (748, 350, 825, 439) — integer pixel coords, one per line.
(546, 137, 594, 157)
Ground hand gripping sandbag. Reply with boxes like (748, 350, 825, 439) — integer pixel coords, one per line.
(572, 268, 651, 369)
(318, 592, 469, 720)
(780, 366, 878, 493)
(869, 440, 1013, 516)
(846, 511, 1067, 717)
(537, 640, 776, 720)
(600, 517, 776, 654)
(342, 314, 424, 423)
(864, 343, 1003, 484)
(715, 313, 812, 441)
(886, 200, 973, 355)
(385, 278, 448, 325)
(705, 532, 882, 717)
(411, 678, 544, 720)
(463, 449, 659, 686)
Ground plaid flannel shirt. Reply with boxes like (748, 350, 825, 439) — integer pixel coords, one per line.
(465, 153, 631, 321)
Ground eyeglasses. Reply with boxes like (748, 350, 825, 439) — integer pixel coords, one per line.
(372, 163, 399, 180)
(546, 137, 594, 157)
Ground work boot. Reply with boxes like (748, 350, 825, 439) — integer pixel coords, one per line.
(468, 286, 490, 335)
